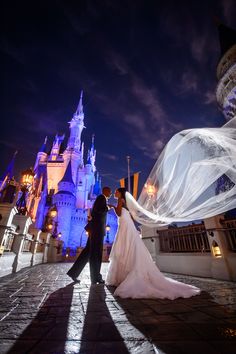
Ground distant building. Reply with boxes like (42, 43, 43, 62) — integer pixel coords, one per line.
(216, 22, 236, 121)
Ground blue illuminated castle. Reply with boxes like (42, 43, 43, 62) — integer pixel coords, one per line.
(30, 91, 117, 249)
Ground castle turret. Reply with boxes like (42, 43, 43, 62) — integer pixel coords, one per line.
(93, 172, 102, 196)
(34, 137, 47, 174)
(87, 134, 96, 173)
(53, 160, 76, 245)
(49, 134, 65, 161)
(216, 22, 236, 121)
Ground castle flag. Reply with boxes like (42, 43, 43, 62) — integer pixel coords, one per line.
(120, 172, 140, 199)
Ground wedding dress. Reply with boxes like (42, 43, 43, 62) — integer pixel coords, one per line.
(106, 207, 200, 299)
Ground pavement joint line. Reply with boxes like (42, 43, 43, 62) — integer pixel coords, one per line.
(0, 271, 30, 289)
(37, 292, 48, 309)
(9, 286, 24, 298)
(0, 303, 19, 322)
(11, 297, 19, 305)
(37, 280, 45, 288)
(18, 275, 29, 284)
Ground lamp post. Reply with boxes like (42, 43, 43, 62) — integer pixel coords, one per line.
(16, 168, 34, 215)
(106, 224, 111, 243)
(127, 156, 131, 193)
(45, 205, 61, 239)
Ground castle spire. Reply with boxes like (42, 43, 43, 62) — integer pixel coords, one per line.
(39, 136, 47, 152)
(75, 90, 84, 117)
(67, 91, 85, 152)
(90, 134, 95, 153)
(0, 151, 17, 191)
(87, 150, 92, 165)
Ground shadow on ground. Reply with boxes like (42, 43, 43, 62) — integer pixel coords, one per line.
(6, 283, 74, 354)
(3, 282, 236, 354)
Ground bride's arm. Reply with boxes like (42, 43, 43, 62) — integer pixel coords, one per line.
(112, 198, 124, 217)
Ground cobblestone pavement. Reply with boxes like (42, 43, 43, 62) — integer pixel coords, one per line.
(0, 263, 236, 354)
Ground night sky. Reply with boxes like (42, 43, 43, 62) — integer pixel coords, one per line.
(1, 0, 236, 194)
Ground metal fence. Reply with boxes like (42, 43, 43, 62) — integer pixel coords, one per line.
(159, 224, 210, 253)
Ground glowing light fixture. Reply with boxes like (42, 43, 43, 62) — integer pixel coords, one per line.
(21, 168, 34, 187)
(47, 224, 53, 230)
(50, 205, 57, 218)
(145, 182, 156, 198)
(212, 241, 222, 258)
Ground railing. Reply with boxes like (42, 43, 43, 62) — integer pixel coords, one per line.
(22, 236, 33, 252)
(2, 231, 15, 251)
(220, 219, 236, 252)
(35, 239, 45, 253)
(159, 224, 210, 253)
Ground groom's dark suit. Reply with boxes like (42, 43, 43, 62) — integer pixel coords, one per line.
(67, 194, 108, 283)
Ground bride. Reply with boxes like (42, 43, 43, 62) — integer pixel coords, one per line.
(106, 187, 201, 299)
(106, 118, 236, 299)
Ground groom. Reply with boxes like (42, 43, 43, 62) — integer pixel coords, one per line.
(67, 186, 112, 284)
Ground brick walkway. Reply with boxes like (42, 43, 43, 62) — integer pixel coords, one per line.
(0, 263, 235, 354)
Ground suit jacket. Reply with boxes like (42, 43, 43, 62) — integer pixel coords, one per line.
(90, 194, 108, 236)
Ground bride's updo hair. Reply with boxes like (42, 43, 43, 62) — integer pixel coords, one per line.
(117, 187, 127, 201)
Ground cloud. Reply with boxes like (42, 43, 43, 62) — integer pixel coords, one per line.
(106, 52, 129, 76)
(130, 77, 166, 124)
(204, 90, 216, 105)
(100, 152, 119, 161)
(191, 35, 208, 63)
(19, 105, 66, 136)
(221, 0, 236, 26)
(178, 69, 199, 95)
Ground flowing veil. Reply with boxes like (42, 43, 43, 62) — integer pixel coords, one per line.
(126, 118, 236, 226)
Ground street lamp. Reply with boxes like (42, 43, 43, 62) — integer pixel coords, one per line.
(106, 224, 111, 243)
(45, 205, 61, 239)
(49, 205, 57, 218)
(16, 168, 34, 215)
(21, 168, 34, 188)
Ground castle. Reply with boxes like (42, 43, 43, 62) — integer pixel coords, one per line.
(29, 91, 117, 249)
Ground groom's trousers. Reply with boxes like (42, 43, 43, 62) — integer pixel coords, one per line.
(67, 237, 90, 280)
(67, 232, 104, 283)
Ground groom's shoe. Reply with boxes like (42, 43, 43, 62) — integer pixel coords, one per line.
(67, 273, 80, 283)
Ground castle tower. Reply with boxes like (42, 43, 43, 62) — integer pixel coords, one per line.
(53, 160, 76, 245)
(216, 22, 236, 120)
